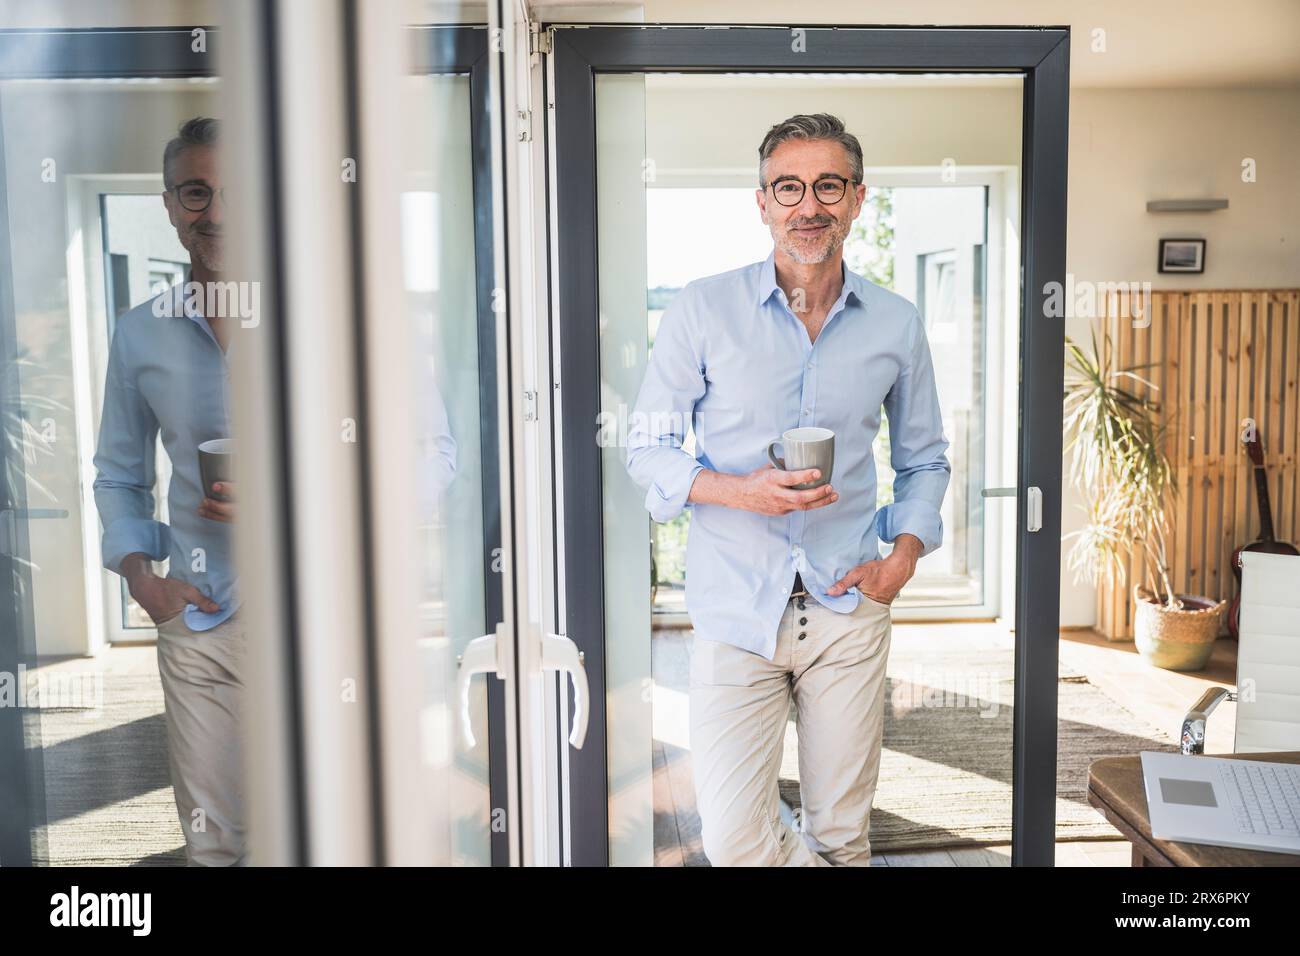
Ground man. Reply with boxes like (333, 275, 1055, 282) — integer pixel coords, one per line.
(626, 113, 951, 866)
(93, 117, 246, 866)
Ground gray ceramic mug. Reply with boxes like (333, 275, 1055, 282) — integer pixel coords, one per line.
(198, 438, 234, 502)
(767, 426, 834, 490)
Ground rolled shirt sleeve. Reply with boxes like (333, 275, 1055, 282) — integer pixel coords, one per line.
(93, 327, 170, 573)
(625, 291, 707, 524)
(874, 308, 952, 557)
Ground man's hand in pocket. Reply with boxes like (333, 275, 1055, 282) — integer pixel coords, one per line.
(826, 534, 924, 603)
(121, 554, 220, 624)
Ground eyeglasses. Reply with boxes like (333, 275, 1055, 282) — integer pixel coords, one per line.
(765, 175, 857, 207)
(171, 181, 226, 213)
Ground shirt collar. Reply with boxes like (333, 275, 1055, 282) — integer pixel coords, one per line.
(754, 249, 867, 310)
(160, 269, 203, 322)
(166, 273, 229, 354)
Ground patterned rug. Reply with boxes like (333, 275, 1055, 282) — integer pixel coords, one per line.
(27, 661, 186, 867)
(777, 642, 1179, 851)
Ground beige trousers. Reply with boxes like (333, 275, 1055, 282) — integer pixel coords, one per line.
(689, 591, 892, 866)
(155, 612, 248, 866)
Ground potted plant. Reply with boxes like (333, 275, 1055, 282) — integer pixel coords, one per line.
(1063, 332, 1225, 670)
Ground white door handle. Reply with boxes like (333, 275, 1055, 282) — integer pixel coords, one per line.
(456, 625, 589, 750)
(542, 632, 589, 750)
(979, 486, 1043, 533)
(1025, 485, 1043, 533)
(457, 624, 504, 748)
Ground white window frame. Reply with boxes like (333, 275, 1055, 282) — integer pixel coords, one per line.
(65, 174, 176, 649)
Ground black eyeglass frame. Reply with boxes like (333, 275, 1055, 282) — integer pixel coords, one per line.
(169, 179, 226, 213)
(763, 174, 860, 207)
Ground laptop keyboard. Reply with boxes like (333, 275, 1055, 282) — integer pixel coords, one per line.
(1219, 762, 1300, 836)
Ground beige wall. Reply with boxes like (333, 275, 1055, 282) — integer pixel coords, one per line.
(1058, 85, 1300, 627)
(1067, 87, 1300, 291)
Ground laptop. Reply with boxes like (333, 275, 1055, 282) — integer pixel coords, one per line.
(1140, 751, 1300, 854)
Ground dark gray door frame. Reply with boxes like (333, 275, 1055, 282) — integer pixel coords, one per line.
(551, 24, 1069, 867)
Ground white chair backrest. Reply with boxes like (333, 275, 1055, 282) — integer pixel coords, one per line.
(1235, 550, 1300, 752)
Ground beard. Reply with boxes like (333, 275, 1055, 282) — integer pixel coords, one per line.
(773, 212, 851, 265)
(185, 224, 224, 273)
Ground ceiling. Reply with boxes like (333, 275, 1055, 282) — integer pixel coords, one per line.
(6, 1, 1298, 89)
(531, 0, 1300, 89)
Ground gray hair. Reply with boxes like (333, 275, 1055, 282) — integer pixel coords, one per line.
(758, 113, 863, 188)
(163, 116, 220, 188)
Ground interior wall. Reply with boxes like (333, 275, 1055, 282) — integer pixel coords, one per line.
(1059, 85, 1300, 627)
(646, 79, 1022, 182)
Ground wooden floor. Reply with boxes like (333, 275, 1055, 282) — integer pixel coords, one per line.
(31, 625, 1238, 867)
(655, 625, 1239, 867)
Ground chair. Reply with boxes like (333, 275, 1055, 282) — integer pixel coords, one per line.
(1180, 551, 1300, 754)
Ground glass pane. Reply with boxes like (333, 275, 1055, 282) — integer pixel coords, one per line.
(0, 65, 262, 865)
(597, 72, 1023, 866)
(873, 185, 988, 608)
(400, 57, 498, 865)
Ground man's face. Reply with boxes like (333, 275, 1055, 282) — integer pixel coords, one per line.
(163, 144, 223, 273)
(756, 138, 865, 266)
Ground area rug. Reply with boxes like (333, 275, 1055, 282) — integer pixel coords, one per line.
(28, 665, 187, 866)
(777, 642, 1179, 851)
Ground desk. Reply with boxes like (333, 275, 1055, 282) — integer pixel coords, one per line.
(1087, 751, 1300, 867)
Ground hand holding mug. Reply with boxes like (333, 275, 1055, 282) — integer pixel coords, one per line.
(199, 481, 236, 523)
(737, 463, 837, 516)
(197, 438, 236, 523)
(767, 427, 835, 490)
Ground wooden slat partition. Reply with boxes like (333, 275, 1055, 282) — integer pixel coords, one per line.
(1096, 290, 1300, 639)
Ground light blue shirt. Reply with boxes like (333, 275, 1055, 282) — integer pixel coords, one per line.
(626, 251, 951, 660)
(93, 281, 237, 632)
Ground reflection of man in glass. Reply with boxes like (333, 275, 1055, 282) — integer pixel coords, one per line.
(93, 117, 246, 865)
(626, 114, 950, 866)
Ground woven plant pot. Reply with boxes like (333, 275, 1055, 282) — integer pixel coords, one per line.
(1132, 585, 1226, 671)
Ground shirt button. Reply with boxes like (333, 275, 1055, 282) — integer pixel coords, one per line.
(797, 632, 807, 641)
(799, 617, 807, 625)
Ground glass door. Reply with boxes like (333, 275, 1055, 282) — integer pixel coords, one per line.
(549, 26, 1069, 866)
(0, 6, 525, 867)
(0, 24, 234, 867)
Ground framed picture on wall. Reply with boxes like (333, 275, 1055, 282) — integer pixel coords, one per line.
(1158, 238, 1206, 273)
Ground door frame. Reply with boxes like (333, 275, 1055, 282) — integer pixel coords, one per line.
(550, 24, 1069, 867)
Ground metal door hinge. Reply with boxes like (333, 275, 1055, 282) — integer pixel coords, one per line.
(528, 23, 552, 55)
